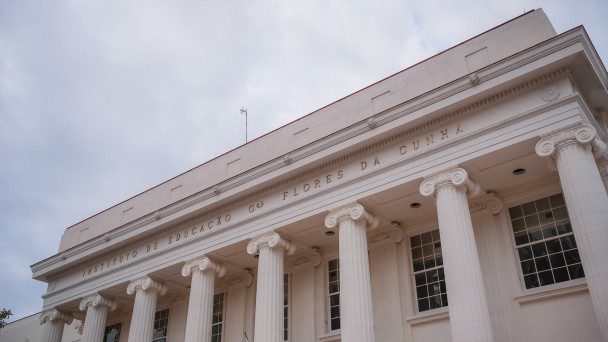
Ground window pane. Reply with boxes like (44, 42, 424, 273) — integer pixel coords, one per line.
(410, 229, 447, 313)
(509, 194, 584, 290)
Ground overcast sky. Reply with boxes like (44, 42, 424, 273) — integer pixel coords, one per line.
(1, 0, 606, 322)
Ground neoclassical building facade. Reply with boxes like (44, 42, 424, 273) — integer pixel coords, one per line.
(3, 9, 608, 342)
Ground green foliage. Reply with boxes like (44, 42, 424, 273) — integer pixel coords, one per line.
(0, 308, 13, 329)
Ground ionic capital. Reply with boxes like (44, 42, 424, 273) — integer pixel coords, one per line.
(324, 203, 379, 230)
(286, 248, 323, 272)
(39, 309, 73, 325)
(126, 276, 167, 296)
(223, 269, 255, 288)
(420, 167, 482, 198)
(469, 193, 504, 214)
(247, 232, 296, 256)
(369, 222, 405, 244)
(75, 320, 84, 335)
(536, 124, 607, 159)
(181, 256, 226, 278)
(79, 294, 117, 311)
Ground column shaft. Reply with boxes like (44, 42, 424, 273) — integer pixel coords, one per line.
(129, 289, 158, 342)
(325, 203, 378, 342)
(82, 305, 109, 342)
(247, 232, 295, 342)
(420, 168, 493, 342)
(254, 245, 284, 342)
(435, 183, 493, 342)
(338, 218, 375, 342)
(42, 320, 65, 342)
(39, 310, 72, 342)
(79, 295, 116, 342)
(554, 143, 608, 338)
(183, 257, 225, 342)
(126, 277, 167, 342)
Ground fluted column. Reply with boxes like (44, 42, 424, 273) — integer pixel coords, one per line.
(325, 203, 379, 342)
(126, 276, 168, 342)
(247, 232, 296, 342)
(182, 256, 226, 342)
(79, 294, 117, 342)
(420, 168, 493, 342)
(536, 124, 608, 340)
(39, 309, 73, 342)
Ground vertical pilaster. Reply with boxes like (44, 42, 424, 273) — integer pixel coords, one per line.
(182, 256, 226, 342)
(247, 232, 296, 342)
(79, 294, 117, 342)
(126, 277, 167, 342)
(325, 203, 379, 342)
(598, 154, 608, 194)
(536, 124, 608, 340)
(39, 309, 73, 342)
(420, 168, 494, 342)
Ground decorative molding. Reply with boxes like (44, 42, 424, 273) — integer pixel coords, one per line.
(247, 232, 296, 256)
(39, 309, 73, 325)
(325, 203, 379, 231)
(283, 154, 293, 165)
(541, 85, 560, 102)
(469, 193, 504, 214)
(419, 167, 482, 198)
(126, 277, 167, 296)
(285, 248, 323, 272)
(367, 118, 376, 129)
(406, 307, 450, 325)
(369, 222, 404, 244)
(515, 280, 588, 304)
(75, 320, 84, 335)
(33, 66, 572, 277)
(79, 294, 117, 311)
(469, 73, 480, 85)
(181, 256, 226, 278)
(536, 123, 607, 159)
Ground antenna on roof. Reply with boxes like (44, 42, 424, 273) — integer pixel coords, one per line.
(240, 107, 248, 143)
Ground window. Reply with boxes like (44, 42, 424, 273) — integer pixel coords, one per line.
(103, 322, 121, 342)
(152, 308, 169, 342)
(509, 193, 584, 289)
(410, 229, 448, 312)
(327, 258, 340, 331)
(212, 293, 225, 342)
(283, 273, 289, 341)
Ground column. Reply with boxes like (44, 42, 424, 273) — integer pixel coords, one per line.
(536, 124, 608, 340)
(126, 276, 168, 342)
(247, 232, 296, 342)
(325, 203, 379, 342)
(182, 256, 226, 342)
(420, 168, 494, 342)
(79, 294, 117, 342)
(39, 309, 73, 342)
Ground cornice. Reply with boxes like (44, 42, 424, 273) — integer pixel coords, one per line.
(33, 29, 595, 279)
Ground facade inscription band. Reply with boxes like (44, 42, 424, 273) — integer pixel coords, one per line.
(73, 123, 464, 285)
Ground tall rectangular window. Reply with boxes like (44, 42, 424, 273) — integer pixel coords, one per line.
(212, 293, 225, 342)
(410, 229, 448, 312)
(152, 308, 169, 342)
(103, 322, 121, 342)
(328, 258, 340, 331)
(509, 193, 584, 289)
(283, 273, 289, 341)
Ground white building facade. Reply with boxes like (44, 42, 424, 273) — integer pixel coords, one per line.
(3, 9, 608, 342)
